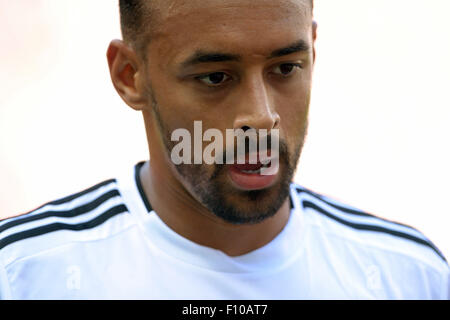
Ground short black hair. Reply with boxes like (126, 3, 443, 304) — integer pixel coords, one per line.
(119, 0, 148, 47)
(119, 0, 313, 49)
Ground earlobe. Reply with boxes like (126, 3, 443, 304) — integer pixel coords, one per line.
(312, 20, 317, 41)
(107, 39, 147, 111)
(312, 20, 317, 63)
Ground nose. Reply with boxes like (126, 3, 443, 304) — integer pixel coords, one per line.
(232, 75, 280, 132)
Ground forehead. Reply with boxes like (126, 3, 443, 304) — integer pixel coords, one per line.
(153, 0, 311, 18)
(147, 0, 312, 64)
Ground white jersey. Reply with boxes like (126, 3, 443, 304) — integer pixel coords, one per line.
(0, 162, 448, 299)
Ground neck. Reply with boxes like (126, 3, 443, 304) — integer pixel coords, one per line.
(139, 159, 291, 257)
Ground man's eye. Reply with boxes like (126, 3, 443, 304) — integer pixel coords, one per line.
(273, 63, 302, 76)
(197, 72, 231, 86)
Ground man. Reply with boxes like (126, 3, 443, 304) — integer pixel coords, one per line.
(0, 0, 448, 299)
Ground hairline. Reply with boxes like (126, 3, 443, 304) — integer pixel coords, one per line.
(121, 0, 314, 59)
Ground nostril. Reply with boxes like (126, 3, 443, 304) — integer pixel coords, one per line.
(241, 126, 251, 132)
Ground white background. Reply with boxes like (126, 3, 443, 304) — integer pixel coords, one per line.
(1, 1, 449, 260)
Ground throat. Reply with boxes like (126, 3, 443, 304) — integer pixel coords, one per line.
(139, 160, 291, 256)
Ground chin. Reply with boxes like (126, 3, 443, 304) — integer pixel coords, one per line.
(201, 172, 292, 225)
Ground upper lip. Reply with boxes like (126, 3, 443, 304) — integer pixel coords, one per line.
(232, 152, 276, 166)
(232, 163, 264, 171)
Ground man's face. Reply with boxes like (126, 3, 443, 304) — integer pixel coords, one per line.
(141, 0, 315, 224)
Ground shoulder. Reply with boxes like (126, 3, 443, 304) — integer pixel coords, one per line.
(0, 178, 133, 267)
(290, 183, 449, 280)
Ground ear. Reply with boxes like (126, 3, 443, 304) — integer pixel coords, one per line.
(107, 39, 147, 111)
(312, 20, 317, 64)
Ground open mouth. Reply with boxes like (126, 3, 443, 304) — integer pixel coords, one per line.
(227, 156, 279, 191)
(232, 160, 271, 174)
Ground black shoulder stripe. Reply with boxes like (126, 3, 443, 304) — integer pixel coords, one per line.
(302, 200, 447, 262)
(0, 189, 121, 234)
(0, 204, 128, 251)
(48, 179, 117, 206)
(295, 186, 418, 232)
(1, 179, 117, 223)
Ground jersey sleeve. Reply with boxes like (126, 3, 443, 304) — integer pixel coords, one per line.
(446, 267, 450, 300)
(0, 258, 12, 299)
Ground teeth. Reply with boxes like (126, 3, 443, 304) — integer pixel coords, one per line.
(242, 169, 261, 174)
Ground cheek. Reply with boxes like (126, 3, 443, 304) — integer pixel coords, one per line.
(151, 81, 225, 133)
(151, 95, 198, 134)
(145, 65, 203, 131)
(276, 86, 310, 142)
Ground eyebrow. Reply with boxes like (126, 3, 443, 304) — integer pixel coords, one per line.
(268, 40, 310, 59)
(180, 40, 310, 68)
(181, 53, 241, 67)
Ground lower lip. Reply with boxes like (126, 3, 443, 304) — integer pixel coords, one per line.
(227, 165, 278, 191)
